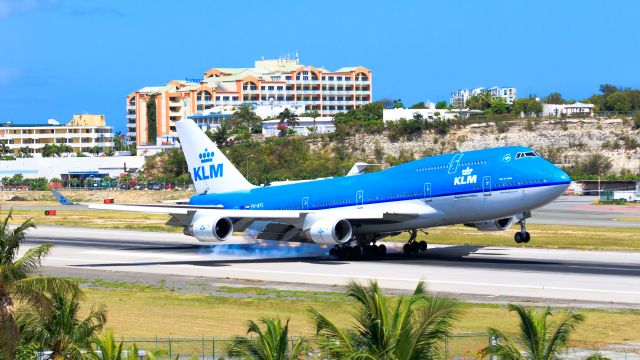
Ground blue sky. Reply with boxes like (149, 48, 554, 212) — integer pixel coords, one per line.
(1, 0, 639, 132)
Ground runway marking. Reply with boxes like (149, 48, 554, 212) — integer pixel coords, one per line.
(157, 265, 640, 296)
(81, 249, 203, 260)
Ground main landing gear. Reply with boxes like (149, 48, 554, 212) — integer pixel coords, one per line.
(329, 243, 386, 260)
(514, 218, 531, 244)
(403, 229, 428, 256)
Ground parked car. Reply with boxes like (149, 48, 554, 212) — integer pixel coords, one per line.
(132, 183, 146, 190)
(147, 183, 163, 190)
(164, 183, 175, 190)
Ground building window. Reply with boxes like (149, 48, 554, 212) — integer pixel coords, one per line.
(285, 76, 292, 80)
(268, 86, 274, 90)
(337, 76, 342, 81)
(277, 86, 283, 90)
(328, 76, 334, 81)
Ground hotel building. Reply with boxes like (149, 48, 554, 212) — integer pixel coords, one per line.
(127, 58, 372, 146)
(450, 86, 517, 108)
(0, 114, 114, 157)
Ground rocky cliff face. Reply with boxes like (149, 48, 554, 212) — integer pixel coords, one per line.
(315, 118, 640, 174)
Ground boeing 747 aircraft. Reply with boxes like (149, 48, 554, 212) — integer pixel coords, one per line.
(91, 119, 571, 259)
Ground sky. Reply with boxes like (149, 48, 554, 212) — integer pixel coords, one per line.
(1, 0, 639, 133)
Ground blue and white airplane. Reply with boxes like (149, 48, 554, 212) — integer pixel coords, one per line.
(91, 119, 571, 258)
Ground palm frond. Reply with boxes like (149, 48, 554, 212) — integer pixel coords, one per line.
(481, 327, 527, 360)
(13, 244, 52, 275)
(543, 310, 585, 360)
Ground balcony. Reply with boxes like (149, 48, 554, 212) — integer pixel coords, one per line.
(197, 100, 214, 105)
(127, 105, 136, 110)
(126, 114, 136, 119)
(126, 132, 136, 137)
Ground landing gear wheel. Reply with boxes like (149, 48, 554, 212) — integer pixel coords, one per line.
(329, 247, 338, 256)
(403, 243, 412, 256)
(514, 232, 523, 243)
(350, 246, 362, 259)
(418, 240, 427, 251)
(524, 232, 531, 243)
(410, 242, 420, 253)
(377, 244, 387, 256)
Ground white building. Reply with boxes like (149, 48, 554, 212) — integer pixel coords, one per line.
(450, 86, 517, 107)
(0, 155, 145, 182)
(261, 117, 335, 137)
(542, 102, 595, 117)
(383, 108, 483, 122)
(0, 115, 114, 157)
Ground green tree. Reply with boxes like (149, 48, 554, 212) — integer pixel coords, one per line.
(147, 95, 157, 144)
(0, 211, 81, 359)
(58, 144, 73, 156)
(392, 98, 404, 108)
(42, 144, 61, 158)
(17, 147, 31, 159)
(232, 104, 262, 134)
(206, 124, 231, 147)
(17, 292, 107, 360)
(86, 331, 147, 360)
(512, 97, 543, 115)
(543, 92, 565, 104)
(306, 109, 320, 131)
(466, 90, 493, 111)
(606, 92, 630, 113)
(227, 317, 307, 360)
(277, 108, 299, 128)
(482, 304, 584, 360)
(489, 97, 509, 114)
(435, 100, 448, 109)
(410, 101, 427, 109)
(310, 280, 460, 359)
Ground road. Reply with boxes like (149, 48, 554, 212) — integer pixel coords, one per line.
(23, 225, 640, 309)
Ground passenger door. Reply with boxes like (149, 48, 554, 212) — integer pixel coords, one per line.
(483, 176, 492, 196)
(424, 183, 432, 202)
(356, 190, 364, 208)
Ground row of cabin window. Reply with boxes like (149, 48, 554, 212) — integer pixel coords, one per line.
(495, 179, 548, 188)
(416, 160, 487, 172)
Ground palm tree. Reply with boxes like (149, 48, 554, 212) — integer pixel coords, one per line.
(234, 104, 262, 133)
(310, 280, 460, 359)
(277, 108, 299, 128)
(17, 292, 107, 359)
(307, 109, 320, 131)
(226, 317, 307, 360)
(0, 211, 81, 359)
(481, 304, 585, 360)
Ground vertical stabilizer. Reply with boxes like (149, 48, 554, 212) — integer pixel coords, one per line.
(176, 120, 255, 194)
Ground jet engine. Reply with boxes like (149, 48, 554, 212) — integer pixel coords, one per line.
(465, 217, 514, 232)
(302, 218, 353, 245)
(187, 216, 234, 242)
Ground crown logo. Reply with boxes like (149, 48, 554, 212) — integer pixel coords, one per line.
(461, 167, 473, 176)
(199, 148, 214, 163)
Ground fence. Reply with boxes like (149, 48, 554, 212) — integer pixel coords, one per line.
(32, 335, 640, 359)
(116, 333, 491, 359)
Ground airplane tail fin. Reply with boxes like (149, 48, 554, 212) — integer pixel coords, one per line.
(51, 189, 73, 205)
(176, 119, 255, 195)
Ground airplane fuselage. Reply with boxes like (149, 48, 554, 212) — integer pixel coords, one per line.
(188, 146, 571, 235)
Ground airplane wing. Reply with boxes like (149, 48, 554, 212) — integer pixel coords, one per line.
(88, 202, 436, 230)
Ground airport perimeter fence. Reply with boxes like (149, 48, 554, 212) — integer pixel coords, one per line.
(117, 332, 492, 359)
(113, 334, 640, 359)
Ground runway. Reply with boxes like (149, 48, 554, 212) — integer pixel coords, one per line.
(23, 225, 640, 309)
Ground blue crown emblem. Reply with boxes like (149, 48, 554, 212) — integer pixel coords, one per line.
(198, 148, 214, 163)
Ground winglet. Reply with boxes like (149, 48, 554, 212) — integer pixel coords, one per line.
(51, 189, 75, 205)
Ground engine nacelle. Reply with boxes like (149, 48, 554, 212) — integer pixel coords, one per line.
(465, 217, 514, 232)
(187, 216, 234, 242)
(302, 218, 353, 245)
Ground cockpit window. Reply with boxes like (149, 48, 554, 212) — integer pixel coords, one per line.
(515, 151, 540, 159)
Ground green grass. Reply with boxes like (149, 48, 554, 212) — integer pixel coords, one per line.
(7, 210, 181, 233)
(74, 279, 640, 345)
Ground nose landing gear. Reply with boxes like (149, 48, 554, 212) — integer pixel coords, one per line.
(403, 229, 428, 256)
(514, 218, 530, 244)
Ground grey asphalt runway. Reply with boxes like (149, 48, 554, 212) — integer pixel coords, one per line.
(530, 196, 640, 228)
(22, 225, 640, 309)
